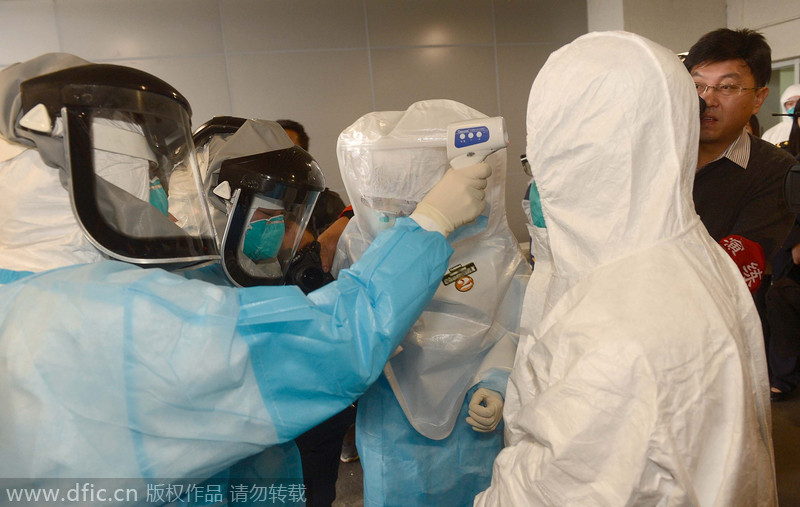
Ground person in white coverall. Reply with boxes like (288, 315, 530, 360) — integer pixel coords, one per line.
(762, 83, 800, 145)
(474, 31, 776, 506)
(0, 53, 491, 500)
(332, 99, 529, 506)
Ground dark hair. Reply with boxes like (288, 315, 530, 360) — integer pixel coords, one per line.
(748, 114, 761, 137)
(788, 117, 800, 158)
(276, 119, 309, 151)
(684, 28, 772, 87)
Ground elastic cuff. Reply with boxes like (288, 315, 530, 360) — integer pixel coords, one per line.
(409, 211, 446, 237)
(410, 202, 452, 237)
(339, 206, 354, 219)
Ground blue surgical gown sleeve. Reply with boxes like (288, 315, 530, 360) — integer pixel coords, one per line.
(237, 217, 453, 440)
(0, 218, 452, 482)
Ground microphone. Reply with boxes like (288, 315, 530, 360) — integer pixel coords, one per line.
(719, 235, 765, 293)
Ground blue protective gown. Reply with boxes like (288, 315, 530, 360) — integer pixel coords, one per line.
(0, 218, 451, 502)
(357, 373, 507, 507)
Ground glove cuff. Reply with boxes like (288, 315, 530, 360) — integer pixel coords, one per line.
(410, 202, 454, 237)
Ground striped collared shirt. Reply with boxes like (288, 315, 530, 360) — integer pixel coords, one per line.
(711, 127, 751, 169)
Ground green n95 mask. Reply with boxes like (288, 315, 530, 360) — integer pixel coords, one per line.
(529, 179, 545, 228)
(244, 215, 285, 261)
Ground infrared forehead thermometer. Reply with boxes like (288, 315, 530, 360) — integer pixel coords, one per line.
(446, 116, 509, 169)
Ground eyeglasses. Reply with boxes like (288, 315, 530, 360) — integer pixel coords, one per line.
(694, 83, 760, 97)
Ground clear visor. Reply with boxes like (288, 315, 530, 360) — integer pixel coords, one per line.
(221, 187, 318, 287)
(359, 195, 418, 216)
(64, 88, 218, 268)
(341, 146, 447, 241)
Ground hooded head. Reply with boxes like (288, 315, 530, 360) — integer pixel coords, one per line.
(771, 83, 800, 129)
(780, 84, 800, 115)
(526, 31, 700, 281)
(0, 53, 219, 272)
(337, 99, 504, 243)
(194, 117, 324, 287)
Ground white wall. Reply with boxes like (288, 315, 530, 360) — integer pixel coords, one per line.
(587, 0, 727, 53)
(0, 0, 588, 242)
(623, 0, 727, 53)
(586, 0, 799, 68)
(1, 1, 794, 242)
(728, 0, 800, 62)
(587, 0, 624, 32)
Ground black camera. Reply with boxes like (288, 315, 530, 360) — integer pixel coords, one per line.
(285, 241, 334, 294)
(784, 164, 800, 214)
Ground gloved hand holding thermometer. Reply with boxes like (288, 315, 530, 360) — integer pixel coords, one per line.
(446, 116, 509, 169)
(410, 163, 491, 237)
(409, 116, 506, 236)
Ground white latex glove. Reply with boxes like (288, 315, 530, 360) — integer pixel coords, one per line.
(466, 387, 504, 433)
(410, 163, 491, 236)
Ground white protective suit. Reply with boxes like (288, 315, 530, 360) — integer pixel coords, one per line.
(334, 99, 529, 506)
(762, 83, 800, 144)
(475, 31, 776, 506)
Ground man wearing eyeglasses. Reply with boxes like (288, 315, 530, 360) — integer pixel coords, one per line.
(685, 28, 795, 268)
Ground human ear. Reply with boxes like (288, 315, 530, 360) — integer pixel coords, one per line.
(752, 86, 769, 114)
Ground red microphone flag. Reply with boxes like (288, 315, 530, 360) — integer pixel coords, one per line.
(719, 235, 766, 293)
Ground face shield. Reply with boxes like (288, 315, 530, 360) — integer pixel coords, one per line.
(337, 99, 491, 242)
(195, 117, 325, 287)
(15, 64, 219, 268)
(342, 145, 448, 240)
